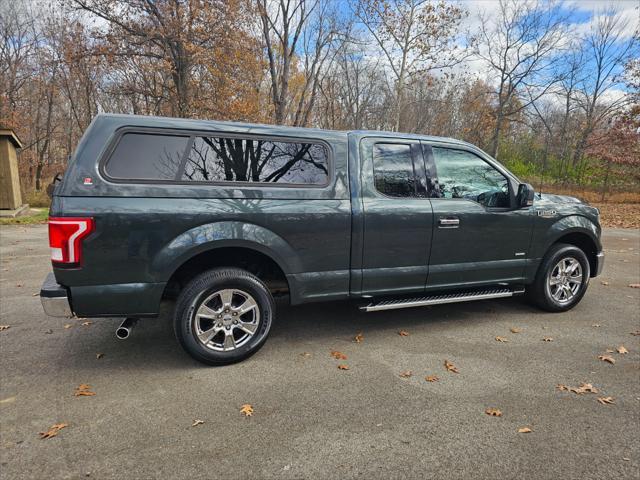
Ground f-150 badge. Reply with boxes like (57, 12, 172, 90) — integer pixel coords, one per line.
(536, 209, 556, 217)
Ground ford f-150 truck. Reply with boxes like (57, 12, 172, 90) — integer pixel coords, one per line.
(41, 114, 604, 365)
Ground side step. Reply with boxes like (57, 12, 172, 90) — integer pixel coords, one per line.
(361, 287, 524, 312)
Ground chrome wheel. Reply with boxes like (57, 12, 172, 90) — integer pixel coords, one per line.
(547, 257, 583, 304)
(192, 288, 260, 352)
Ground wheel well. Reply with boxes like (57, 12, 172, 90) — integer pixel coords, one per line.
(163, 247, 289, 299)
(554, 232, 598, 277)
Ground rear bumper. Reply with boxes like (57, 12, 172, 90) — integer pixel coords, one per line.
(40, 272, 73, 317)
(595, 251, 605, 277)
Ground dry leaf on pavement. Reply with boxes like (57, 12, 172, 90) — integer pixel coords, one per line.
(485, 408, 502, 417)
(39, 423, 68, 439)
(74, 384, 96, 397)
(598, 355, 615, 365)
(592, 324, 601, 328)
(597, 396, 615, 405)
(64, 324, 73, 329)
(399, 370, 412, 378)
(240, 404, 254, 417)
(628, 284, 640, 289)
(337, 364, 349, 370)
(0, 325, 10, 331)
(558, 383, 599, 394)
(330, 350, 347, 360)
(425, 375, 439, 382)
(510, 327, 522, 334)
(518, 427, 533, 433)
(96, 353, 104, 359)
(398, 330, 409, 336)
(542, 337, 553, 342)
(631, 331, 640, 336)
(444, 360, 459, 373)
(600, 281, 609, 286)
(354, 333, 364, 343)
(616, 345, 628, 354)
(81, 321, 92, 326)
(192, 419, 205, 427)
(300, 352, 311, 358)
(495, 336, 508, 343)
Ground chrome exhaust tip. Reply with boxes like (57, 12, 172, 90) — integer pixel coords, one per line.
(116, 317, 138, 340)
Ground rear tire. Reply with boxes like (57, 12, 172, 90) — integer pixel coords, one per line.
(174, 268, 275, 365)
(528, 243, 590, 312)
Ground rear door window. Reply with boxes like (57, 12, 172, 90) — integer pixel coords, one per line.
(105, 133, 189, 180)
(372, 143, 419, 198)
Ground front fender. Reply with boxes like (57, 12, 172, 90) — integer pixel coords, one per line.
(533, 214, 601, 259)
(152, 221, 300, 279)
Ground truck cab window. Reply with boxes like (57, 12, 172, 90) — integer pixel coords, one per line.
(373, 143, 417, 198)
(431, 147, 510, 208)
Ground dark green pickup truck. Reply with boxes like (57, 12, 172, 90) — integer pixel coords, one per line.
(41, 114, 604, 365)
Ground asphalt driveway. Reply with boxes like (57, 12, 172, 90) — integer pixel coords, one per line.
(1, 225, 639, 479)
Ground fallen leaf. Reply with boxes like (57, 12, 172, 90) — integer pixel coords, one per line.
(39, 423, 68, 439)
(0, 396, 16, 404)
(485, 408, 502, 417)
(542, 337, 553, 342)
(628, 284, 640, 289)
(518, 427, 533, 433)
(617, 345, 628, 354)
(44, 329, 53, 334)
(74, 384, 96, 397)
(630, 331, 640, 336)
(300, 352, 311, 358)
(0, 325, 10, 331)
(425, 375, 439, 382)
(605, 348, 614, 353)
(600, 281, 609, 286)
(398, 330, 409, 337)
(597, 396, 615, 405)
(354, 333, 364, 343)
(192, 419, 204, 427)
(510, 327, 522, 334)
(16, 283, 23, 287)
(240, 404, 253, 417)
(81, 321, 92, 326)
(399, 370, 412, 378)
(96, 353, 104, 359)
(592, 324, 601, 328)
(337, 364, 349, 370)
(598, 355, 615, 365)
(330, 350, 347, 360)
(64, 324, 73, 329)
(32, 292, 39, 296)
(495, 336, 508, 343)
(444, 360, 459, 373)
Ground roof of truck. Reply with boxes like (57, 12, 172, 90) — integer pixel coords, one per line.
(94, 113, 472, 147)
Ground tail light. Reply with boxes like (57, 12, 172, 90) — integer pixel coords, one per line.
(48, 217, 95, 266)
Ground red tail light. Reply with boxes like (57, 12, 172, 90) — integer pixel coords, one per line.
(48, 217, 95, 266)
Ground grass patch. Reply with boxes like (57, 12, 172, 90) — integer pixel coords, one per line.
(0, 208, 49, 225)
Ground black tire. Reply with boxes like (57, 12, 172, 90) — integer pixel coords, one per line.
(174, 268, 275, 365)
(528, 243, 590, 312)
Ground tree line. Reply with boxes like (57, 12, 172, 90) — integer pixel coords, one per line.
(1, 0, 638, 199)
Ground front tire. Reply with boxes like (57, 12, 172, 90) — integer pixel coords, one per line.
(528, 243, 590, 312)
(174, 268, 275, 365)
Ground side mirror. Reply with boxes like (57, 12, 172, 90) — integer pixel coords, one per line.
(517, 183, 535, 208)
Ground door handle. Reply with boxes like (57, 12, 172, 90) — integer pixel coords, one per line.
(438, 217, 460, 228)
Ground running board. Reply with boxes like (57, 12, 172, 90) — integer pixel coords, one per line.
(361, 288, 524, 312)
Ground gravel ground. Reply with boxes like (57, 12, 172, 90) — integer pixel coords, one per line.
(0, 225, 639, 480)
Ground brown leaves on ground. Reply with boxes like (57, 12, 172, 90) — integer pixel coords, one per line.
(597, 396, 615, 405)
(398, 330, 409, 337)
(444, 360, 459, 373)
(485, 408, 502, 417)
(593, 203, 640, 229)
(74, 384, 96, 397)
(495, 336, 508, 343)
(542, 337, 553, 342)
(510, 327, 522, 334)
(600, 281, 609, 286)
(300, 352, 311, 358)
(39, 423, 68, 439)
(399, 370, 412, 378)
(330, 350, 347, 360)
(628, 283, 640, 289)
(81, 321, 92, 326)
(353, 332, 364, 343)
(518, 427, 533, 433)
(96, 353, 104, 359)
(240, 404, 253, 417)
(598, 355, 615, 365)
(337, 364, 349, 370)
(425, 375, 439, 382)
(0, 325, 10, 331)
(631, 331, 640, 336)
(191, 419, 205, 427)
(557, 383, 599, 394)
(617, 345, 628, 354)
(64, 324, 73, 329)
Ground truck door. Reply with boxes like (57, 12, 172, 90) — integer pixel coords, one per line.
(358, 137, 433, 296)
(423, 143, 533, 289)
